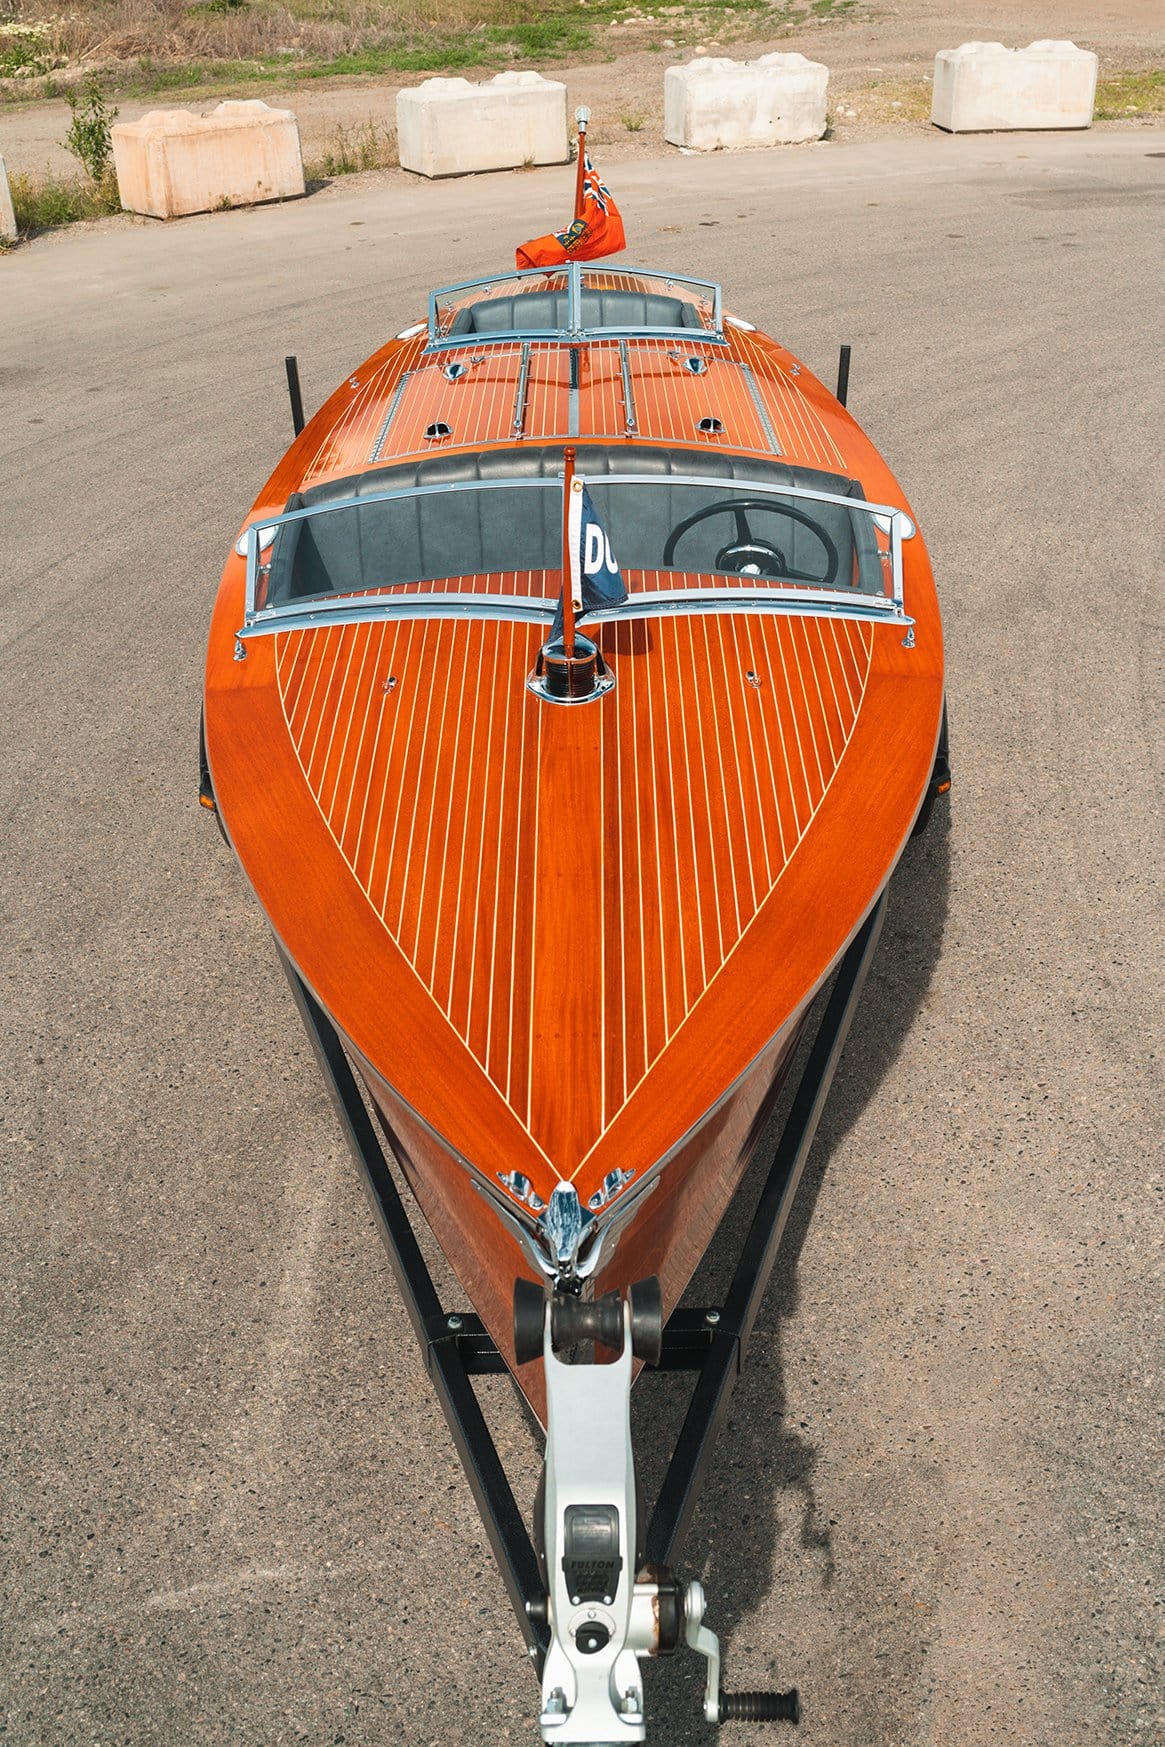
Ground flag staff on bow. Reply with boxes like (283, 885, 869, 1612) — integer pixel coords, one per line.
(572, 106, 590, 222)
(529, 455, 628, 703)
(560, 446, 578, 657)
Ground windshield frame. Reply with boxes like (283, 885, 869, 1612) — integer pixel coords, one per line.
(425, 263, 725, 350)
(235, 471, 915, 647)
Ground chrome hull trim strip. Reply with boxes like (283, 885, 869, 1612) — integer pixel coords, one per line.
(738, 361, 781, 455)
(368, 371, 413, 464)
(619, 339, 638, 435)
(512, 341, 531, 437)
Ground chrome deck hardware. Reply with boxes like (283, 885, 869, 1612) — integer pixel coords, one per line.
(527, 632, 615, 706)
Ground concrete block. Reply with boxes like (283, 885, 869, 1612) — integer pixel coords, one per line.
(664, 53, 828, 151)
(0, 154, 16, 242)
(931, 40, 1098, 132)
(397, 72, 568, 178)
(111, 100, 305, 219)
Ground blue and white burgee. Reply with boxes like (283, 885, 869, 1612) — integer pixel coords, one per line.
(553, 477, 628, 637)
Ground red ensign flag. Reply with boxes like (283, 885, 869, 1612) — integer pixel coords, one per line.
(515, 155, 626, 270)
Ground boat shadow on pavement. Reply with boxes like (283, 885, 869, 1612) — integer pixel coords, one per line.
(630, 808, 952, 1736)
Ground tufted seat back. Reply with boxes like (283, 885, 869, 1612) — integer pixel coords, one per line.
(266, 446, 872, 606)
(445, 288, 706, 336)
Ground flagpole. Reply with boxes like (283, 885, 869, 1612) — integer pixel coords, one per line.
(572, 106, 590, 222)
(561, 446, 577, 655)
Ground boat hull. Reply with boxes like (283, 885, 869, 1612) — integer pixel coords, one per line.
(339, 989, 807, 1421)
(204, 268, 944, 1374)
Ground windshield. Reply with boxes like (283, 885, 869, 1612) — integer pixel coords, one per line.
(259, 476, 887, 613)
(429, 265, 721, 346)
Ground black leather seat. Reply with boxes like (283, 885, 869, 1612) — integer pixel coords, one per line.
(267, 447, 872, 606)
(446, 288, 706, 336)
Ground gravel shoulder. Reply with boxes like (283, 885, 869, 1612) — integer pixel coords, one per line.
(1, 0, 1163, 179)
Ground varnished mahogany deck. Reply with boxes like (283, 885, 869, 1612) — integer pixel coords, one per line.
(204, 283, 943, 1409)
(273, 608, 873, 1167)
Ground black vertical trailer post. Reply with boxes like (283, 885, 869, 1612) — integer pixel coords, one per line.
(836, 344, 852, 408)
(285, 356, 306, 437)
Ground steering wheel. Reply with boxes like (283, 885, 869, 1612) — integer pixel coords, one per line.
(662, 498, 839, 587)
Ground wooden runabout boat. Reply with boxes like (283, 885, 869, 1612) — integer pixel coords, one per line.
(203, 151, 947, 1740)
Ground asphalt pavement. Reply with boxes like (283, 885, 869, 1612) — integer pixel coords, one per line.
(2, 131, 1163, 1747)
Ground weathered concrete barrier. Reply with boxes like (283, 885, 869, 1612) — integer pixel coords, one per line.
(931, 40, 1098, 133)
(664, 53, 829, 151)
(1, 153, 16, 242)
(397, 72, 568, 178)
(112, 100, 305, 219)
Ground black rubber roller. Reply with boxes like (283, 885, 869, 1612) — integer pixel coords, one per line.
(718, 1689, 800, 1725)
(551, 1287, 623, 1354)
(513, 1278, 547, 1365)
(628, 1276, 663, 1365)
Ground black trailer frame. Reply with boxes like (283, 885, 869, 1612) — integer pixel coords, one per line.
(279, 888, 886, 1678)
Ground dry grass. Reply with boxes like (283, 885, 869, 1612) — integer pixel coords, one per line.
(0, 0, 859, 99)
(826, 73, 932, 127)
(860, 76, 931, 123)
(0, 0, 597, 90)
(304, 114, 396, 176)
(2, 0, 392, 71)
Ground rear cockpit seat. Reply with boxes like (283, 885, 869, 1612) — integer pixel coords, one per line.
(267, 447, 870, 608)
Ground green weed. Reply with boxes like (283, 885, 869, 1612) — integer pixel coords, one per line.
(63, 79, 119, 184)
(1094, 69, 1165, 119)
(0, 18, 52, 79)
(8, 166, 121, 235)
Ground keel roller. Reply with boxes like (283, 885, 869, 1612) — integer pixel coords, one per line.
(514, 1276, 662, 1365)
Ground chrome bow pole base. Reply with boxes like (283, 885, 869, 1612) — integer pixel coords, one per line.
(516, 1282, 799, 1743)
